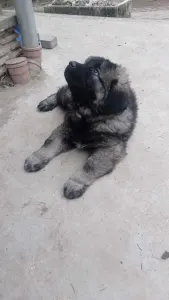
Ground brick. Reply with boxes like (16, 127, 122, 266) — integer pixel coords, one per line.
(0, 33, 17, 45)
(40, 34, 58, 49)
(0, 65, 6, 77)
(0, 14, 17, 31)
(0, 43, 9, 57)
(0, 40, 20, 58)
(9, 48, 22, 59)
(0, 48, 22, 67)
(10, 40, 20, 51)
(0, 53, 9, 67)
(0, 29, 5, 38)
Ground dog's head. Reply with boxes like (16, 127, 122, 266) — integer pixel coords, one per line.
(64, 56, 129, 114)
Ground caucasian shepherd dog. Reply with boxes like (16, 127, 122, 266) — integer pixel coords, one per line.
(24, 56, 138, 199)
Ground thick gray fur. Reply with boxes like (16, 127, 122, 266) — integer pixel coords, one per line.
(24, 56, 138, 199)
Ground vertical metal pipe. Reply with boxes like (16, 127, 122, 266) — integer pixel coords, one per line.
(13, 0, 39, 48)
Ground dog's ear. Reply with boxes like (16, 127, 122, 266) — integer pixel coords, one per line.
(85, 56, 105, 66)
(102, 80, 128, 115)
(84, 56, 93, 64)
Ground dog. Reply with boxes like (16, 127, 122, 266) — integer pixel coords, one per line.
(24, 56, 138, 199)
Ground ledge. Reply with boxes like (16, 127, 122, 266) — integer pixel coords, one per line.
(0, 12, 17, 31)
(44, 0, 132, 18)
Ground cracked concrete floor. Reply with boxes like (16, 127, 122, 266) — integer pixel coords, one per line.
(0, 13, 169, 300)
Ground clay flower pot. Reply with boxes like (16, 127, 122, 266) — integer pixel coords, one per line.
(27, 59, 41, 77)
(22, 45, 42, 65)
(5, 57, 30, 85)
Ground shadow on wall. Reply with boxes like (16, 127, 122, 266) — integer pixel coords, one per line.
(1, 0, 13, 7)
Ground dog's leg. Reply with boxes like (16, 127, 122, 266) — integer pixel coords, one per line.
(37, 85, 73, 112)
(24, 123, 73, 172)
(64, 141, 126, 199)
(37, 93, 58, 112)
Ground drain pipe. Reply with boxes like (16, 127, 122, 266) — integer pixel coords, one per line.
(13, 0, 39, 48)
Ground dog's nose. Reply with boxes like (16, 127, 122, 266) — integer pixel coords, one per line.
(69, 61, 76, 68)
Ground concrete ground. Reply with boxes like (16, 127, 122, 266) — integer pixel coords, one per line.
(0, 13, 169, 300)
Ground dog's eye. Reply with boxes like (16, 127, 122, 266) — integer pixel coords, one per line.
(92, 69, 99, 75)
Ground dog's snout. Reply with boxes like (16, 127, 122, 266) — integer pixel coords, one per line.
(69, 61, 76, 68)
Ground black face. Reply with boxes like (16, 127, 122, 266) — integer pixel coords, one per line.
(64, 57, 113, 107)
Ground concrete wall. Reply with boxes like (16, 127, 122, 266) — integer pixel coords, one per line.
(0, 30, 22, 77)
(0, 14, 22, 77)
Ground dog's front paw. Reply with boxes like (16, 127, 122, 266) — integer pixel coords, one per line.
(63, 179, 87, 199)
(24, 153, 48, 172)
(37, 99, 51, 112)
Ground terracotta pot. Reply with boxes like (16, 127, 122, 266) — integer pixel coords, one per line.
(22, 45, 42, 65)
(27, 59, 41, 77)
(5, 57, 30, 85)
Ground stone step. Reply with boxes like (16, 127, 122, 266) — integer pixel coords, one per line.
(44, 0, 132, 17)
